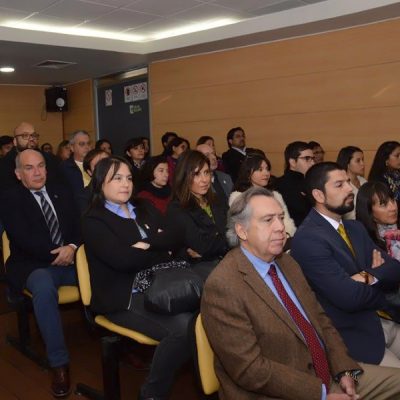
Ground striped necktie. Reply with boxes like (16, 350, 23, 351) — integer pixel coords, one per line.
(337, 223, 355, 257)
(34, 191, 63, 247)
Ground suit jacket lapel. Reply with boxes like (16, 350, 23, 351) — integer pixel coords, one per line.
(236, 249, 306, 344)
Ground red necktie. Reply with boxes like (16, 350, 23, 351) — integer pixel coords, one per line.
(268, 264, 331, 389)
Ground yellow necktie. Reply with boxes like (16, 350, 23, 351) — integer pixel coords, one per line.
(337, 223, 355, 257)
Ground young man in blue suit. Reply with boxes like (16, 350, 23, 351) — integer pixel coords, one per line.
(291, 162, 400, 368)
(1, 149, 81, 397)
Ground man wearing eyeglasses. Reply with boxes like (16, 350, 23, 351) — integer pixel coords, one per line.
(0, 122, 63, 194)
(275, 141, 315, 227)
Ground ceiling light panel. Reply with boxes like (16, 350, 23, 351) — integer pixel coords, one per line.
(40, 0, 114, 21)
(124, 0, 203, 17)
(0, 0, 59, 13)
(212, 0, 287, 12)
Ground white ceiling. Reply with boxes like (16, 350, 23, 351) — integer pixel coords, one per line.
(0, 0, 399, 85)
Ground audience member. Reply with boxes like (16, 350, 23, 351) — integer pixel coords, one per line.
(202, 187, 400, 400)
(141, 137, 150, 159)
(196, 135, 224, 171)
(0, 122, 63, 194)
(95, 138, 113, 155)
(309, 141, 325, 163)
(75, 149, 109, 214)
(0, 149, 81, 397)
(337, 146, 367, 220)
(137, 155, 171, 215)
(291, 162, 400, 366)
(275, 141, 314, 227)
(124, 137, 146, 191)
(196, 143, 232, 205)
(160, 131, 178, 156)
(0, 135, 13, 157)
(56, 140, 71, 161)
(167, 150, 228, 263)
(165, 137, 189, 186)
(222, 127, 247, 183)
(82, 156, 193, 400)
(229, 154, 296, 236)
(41, 142, 53, 154)
(369, 141, 400, 202)
(61, 130, 91, 204)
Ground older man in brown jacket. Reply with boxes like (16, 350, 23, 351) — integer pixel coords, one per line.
(201, 187, 400, 400)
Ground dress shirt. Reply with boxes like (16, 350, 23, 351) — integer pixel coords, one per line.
(241, 246, 327, 399)
(30, 186, 58, 219)
(231, 146, 246, 156)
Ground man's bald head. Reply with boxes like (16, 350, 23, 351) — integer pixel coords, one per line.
(13, 122, 39, 151)
(15, 149, 47, 190)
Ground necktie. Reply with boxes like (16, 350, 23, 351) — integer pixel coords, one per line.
(34, 191, 63, 246)
(268, 264, 331, 389)
(337, 223, 355, 257)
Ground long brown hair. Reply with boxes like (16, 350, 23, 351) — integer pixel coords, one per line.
(173, 150, 214, 208)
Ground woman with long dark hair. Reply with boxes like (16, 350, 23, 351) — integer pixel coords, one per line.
(336, 146, 367, 219)
(165, 137, 189, 185)
(137, 155, 171, 215)
(229, 154, 296, 236)
(82, 156, 193, 400)
(167, 150, 228, 262)
(369, 141, 400, 201)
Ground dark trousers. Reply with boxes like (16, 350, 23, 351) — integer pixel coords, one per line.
(25, 265, 77, 367)
(107, 293, 194, 398)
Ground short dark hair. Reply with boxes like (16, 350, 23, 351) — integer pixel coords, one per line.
(356, 181, 396, 249)
(40, 142, 52, 152)
(161, 132, 178, 147)
(284, 141, 311, 171)
(89, 156, 132, 210)
(336, 146, 363, 171)
(368, 141, 400, 181)
(165, 137, 186, 156)
(83, 148, 108, 174)
(124, 137, 144, 154)
(305, 162, 346, 206)
(196, 136, 214, 146)
(95, 139, 113, 153)
(226, 127, 244, 147)
(234, 154, 272, 192)
(308, 141, 321, 149)
(173, 150, 213, 208)
(0, 135, 13, 146)
(141, 155, 168, 184)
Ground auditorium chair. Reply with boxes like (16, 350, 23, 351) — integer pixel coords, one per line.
(75, 245, 159, 400)
(2, 231, 80, 368)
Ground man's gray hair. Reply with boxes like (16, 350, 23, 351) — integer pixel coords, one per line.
(69, 130, 89, 145)
(226, 187, 274, 247)
(15, 149, 45, 169)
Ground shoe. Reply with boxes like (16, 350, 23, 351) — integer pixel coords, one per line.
(50, 365, 71, 398)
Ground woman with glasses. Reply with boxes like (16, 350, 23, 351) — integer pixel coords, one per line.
(336, 146, 367, 220)
(82, 156, 194, 400)
(229, 154, 296, 236)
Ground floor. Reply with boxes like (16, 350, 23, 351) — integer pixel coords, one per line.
(0, 280, 210, 400)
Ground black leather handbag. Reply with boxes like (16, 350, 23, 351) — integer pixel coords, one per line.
(144, 268, 204, 315)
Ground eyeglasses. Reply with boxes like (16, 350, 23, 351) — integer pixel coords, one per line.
(15, 133, 39, 140)
(297, 156, 315, 162)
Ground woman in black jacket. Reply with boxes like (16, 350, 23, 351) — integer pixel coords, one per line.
(82, 156, 194, 400)
(167, 150, 228, 263)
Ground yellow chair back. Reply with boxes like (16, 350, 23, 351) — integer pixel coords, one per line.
(76, 245, 91, 306)
(195, 314, 219, 395)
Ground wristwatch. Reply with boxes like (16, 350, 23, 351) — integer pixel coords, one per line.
(335, 369, 363, 384)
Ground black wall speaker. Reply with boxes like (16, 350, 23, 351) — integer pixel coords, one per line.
(45, 87, 68, 112)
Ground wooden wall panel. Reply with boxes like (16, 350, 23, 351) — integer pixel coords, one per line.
(63, 79, 96, 141)
(0, 85, 63, 149)
(149, 18, 400, 175)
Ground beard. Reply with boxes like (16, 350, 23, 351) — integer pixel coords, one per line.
(324, 196, 354, 216)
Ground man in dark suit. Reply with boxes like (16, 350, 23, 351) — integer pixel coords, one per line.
(202, 187, 400, 400)
(292, 162, 400, 367)
(197, 143, 232, 205)
(0, 149, 81, 397)
(221, 126, 247, 183)
(0, 122, 63, 194)
(60, 130, 91, 205)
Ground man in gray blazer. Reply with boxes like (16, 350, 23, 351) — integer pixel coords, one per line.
(201, 187, 400, 400)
